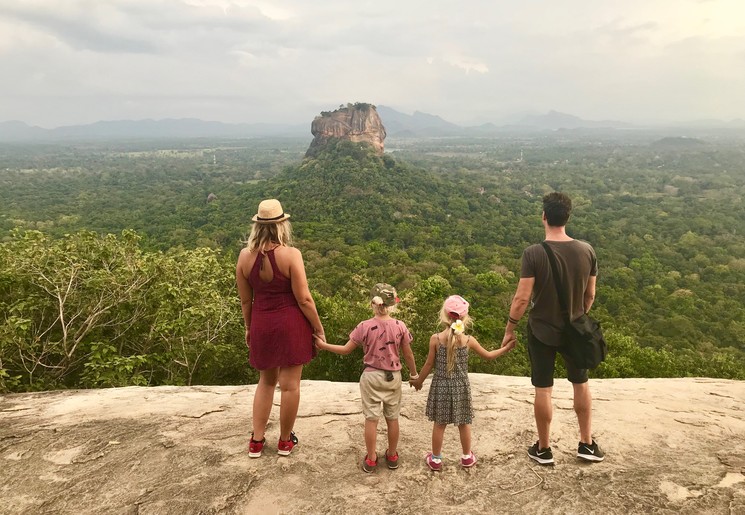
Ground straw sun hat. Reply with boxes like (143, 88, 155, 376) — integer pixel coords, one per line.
(251, 199, 291, 224)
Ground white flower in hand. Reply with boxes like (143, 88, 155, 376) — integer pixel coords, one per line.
(451, 319, 465, 335)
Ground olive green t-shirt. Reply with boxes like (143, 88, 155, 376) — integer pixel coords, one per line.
(520, 240, 598, 347)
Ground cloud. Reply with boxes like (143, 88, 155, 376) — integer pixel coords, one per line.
(0, 3, 156, 54)
(0, 0, 743, 126)
(443, 54, 489, 74)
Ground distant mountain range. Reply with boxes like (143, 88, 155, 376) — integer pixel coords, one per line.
(2, 108, 745, 142)
(0, 118, 309, 142)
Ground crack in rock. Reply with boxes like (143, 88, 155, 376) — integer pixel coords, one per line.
(176, 408, 226, 419)
(674, 418, 708, 427)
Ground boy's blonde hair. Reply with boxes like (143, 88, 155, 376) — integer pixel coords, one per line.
(245, 219, 293, 252)
(372, 299, 397, 317)
(370, 283, 398, 317)
(439, 305, 472, 375)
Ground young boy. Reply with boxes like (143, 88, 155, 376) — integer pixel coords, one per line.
(315, 283, 419, 472)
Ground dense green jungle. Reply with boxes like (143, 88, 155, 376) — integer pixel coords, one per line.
(1, 132, 744, 392)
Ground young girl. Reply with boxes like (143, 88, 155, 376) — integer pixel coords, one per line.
(410, 295, 515, 470)
(315, 283, 419, 473)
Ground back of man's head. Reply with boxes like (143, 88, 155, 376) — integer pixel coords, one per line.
(543, 192, 572, 227)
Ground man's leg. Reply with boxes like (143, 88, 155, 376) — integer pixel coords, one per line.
(562, 350, 592, 445)
(527, 328, 556, 448)
(534, 387, 553, 449)
(573, 381, 592, 444)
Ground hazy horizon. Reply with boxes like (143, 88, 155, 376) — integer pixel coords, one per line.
(1, 0, 744, 129)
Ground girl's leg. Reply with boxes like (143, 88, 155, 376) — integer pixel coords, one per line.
(457, 424, 472, 455)
(432, 423, 447, 455)
(365, 419, 379, 459)
(277, 364, 303, 441)
(384, 418, 399, 456)
(252, 368, 279, 440)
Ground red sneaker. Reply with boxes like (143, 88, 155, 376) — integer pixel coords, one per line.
(248, 433, 265, 458)
(385, 450, 399, 470)
(362, 454, 378, 473)
(277, 431, 298, 456)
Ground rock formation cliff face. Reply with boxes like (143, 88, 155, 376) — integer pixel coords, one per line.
(306, 103, 386, 157)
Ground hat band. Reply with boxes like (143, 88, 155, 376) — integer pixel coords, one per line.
(256, 212, 285, 221)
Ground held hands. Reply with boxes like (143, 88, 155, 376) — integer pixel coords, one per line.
(501, 331, 517, 350)
(408, 375, 423, 391)
(313, 332, 327, 350)
(501, 334, 517, 352)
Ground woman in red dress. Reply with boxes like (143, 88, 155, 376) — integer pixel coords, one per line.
(236, 199, 324, 457)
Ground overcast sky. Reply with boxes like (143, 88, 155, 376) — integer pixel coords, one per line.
(1, 0, 744, 128)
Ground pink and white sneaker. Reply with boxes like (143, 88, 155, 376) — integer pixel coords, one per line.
(460, 451, 477, 468)
(425, 452, 442, 472)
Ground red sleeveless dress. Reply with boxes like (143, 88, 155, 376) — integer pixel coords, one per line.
(248, 248, 315, 370)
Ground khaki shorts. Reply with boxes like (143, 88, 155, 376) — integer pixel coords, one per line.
(359, 370, 402, 420)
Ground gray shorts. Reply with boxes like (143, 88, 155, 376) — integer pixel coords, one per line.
(359, 370, 402, 420)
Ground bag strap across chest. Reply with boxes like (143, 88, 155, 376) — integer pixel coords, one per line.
(541, 242, 571, 324)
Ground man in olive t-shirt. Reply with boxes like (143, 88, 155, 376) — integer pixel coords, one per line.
(501, 192, 605, 465)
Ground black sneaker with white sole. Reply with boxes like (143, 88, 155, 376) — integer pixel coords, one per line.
(527, 441, 554, 465)
(577, 440, 605, 462)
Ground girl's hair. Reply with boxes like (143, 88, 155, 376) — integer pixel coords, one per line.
(245, 220, 293, 252)
(439, 305, 473, 375)
(371, 299, 397, 317)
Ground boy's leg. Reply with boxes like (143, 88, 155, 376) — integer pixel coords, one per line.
(432, 423, 447, 455)
(360, 372, 386, 461)
(365, 418, 379, 460)
(457, 424, 472, 455)
(252, 368, 279, 440)
(384, 418, 399, 456)
(380, 371, 403, 457)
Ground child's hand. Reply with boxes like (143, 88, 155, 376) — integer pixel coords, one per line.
(313, 333, 326, 350)
(502, 335, 517, 352)
(409, 376, 422, 391)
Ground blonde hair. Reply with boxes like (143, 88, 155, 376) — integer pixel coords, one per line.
(439, 305, 472, 375)
(371, 299, 397, 317)
(246, 220, 293, 252)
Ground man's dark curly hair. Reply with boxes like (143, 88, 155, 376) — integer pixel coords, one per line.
(543, 192, 572, 227)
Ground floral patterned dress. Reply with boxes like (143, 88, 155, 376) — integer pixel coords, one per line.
(425, 343, 474, 425)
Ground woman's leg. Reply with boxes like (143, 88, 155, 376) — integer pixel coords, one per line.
(432, 423, 447, 455)
(252, 368, 279, 440)
(277, 364, 303, 441)
(457, 424, 472, 455)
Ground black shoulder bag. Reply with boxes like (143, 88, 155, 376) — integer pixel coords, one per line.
(541, 242, 607, 370)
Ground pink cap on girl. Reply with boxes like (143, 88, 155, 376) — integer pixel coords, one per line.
(444, 295, 469, 319)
